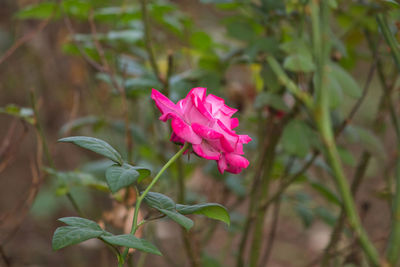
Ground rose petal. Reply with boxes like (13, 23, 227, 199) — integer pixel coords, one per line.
(239, 135, 252, 144)
(151, 89, 180, 121)
(225, 153, 249, 168)
(171, 116, 202, 144)
(217, 156, 227, 174)
(220, 104, 237, 116)
(170, 132, 185, 144)
(193, 142, 220, 160)
(191, 94, 214, 121)
(226, 165, 242, 174)
(231, 118, 239, 129)
(192, 123, 222, 140)
(187, 87, 207, 101)
(206, 94, 225, 115)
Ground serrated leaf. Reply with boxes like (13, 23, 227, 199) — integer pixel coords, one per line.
(144, 192, 194, 230)
(283, 54, 315, 73)
(158, 209, 194, 230)
(58, 136, 123, 165)
(176, 203, 230, 225)
(144, 192, 176, 210)
(106, 164, 150, 193)
(58, 217, 103, 231)
(52, 226, 104, 250)
(101, 234, 162, 255)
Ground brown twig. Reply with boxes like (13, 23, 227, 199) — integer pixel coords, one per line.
(0, 17, 51, 65)
(258, 199, 281, 267)
(0, 120, 29, 173)
(140, 0, 161, 82)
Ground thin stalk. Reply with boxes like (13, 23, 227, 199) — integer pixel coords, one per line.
(321, 151, 371, 266)
(311, 1, 379, 265)
(30, 89, 84, 217)
(378, 12, 400, 265)
(177, 154, 200, 267)
(248, 123, 283, 267)
(140, 0, 161, 81)
(120, 143, 190, 264)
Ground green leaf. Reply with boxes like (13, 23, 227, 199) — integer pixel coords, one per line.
(58, 217, 103, 230)
(281, 120, 313, 158)
(101, 234, 162, 255)
(144, 192, 194, 230)
(176, 203, 230, 225)
(245, 37, 279, 60)
(58, 136, 123, 165)
(105, 30, 143, 43)
(52, 226, 104, 250)
(254, 92, 289, 111)
(283, 54, 315, 73)
(226, 19, 259, 42)
(295, 204, 314, 228)
(0, 104, 34, 124)
(324, 74, 343, 108)
(144, 192, 176, 210)
(62, 0, 91, 19)
(106, 164, 150, 193)
(309, 181, 341, 206)
(329, 63, 362, 98)
(16, 2, 59, 20)
(158, 209, 194, 230)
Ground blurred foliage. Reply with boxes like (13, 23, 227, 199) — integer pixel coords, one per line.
(1, 0, 400, 266)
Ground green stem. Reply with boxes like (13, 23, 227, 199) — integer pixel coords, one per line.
(376, 14, 400, 71)
(312, 1, 379, 265)
(376, 12, 400, 266)
(120, 143, 190, 264)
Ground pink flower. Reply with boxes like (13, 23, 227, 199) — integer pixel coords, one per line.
(151, 87, 251, 174)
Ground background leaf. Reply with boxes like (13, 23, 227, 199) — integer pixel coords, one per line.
(59, 136, 123, 165)
(101, 234, 162, 255)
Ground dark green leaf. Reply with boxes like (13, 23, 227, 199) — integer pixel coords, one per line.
(226, 19, 259, 42)
(52, 226, 104, 250)
(101, 234, 162, 255)
(176, 203, 230, 225)
(58, 136, 123, 165)
(106, 164, 150, 193)
(158, 209, 194, 230)
(144, 192, 176, 211)
(58, 217, 103, 230)
(144, 192, 194, 230)
(309, 181, 341, 206)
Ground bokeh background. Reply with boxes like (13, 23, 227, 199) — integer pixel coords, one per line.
(1, 0, 400, 266)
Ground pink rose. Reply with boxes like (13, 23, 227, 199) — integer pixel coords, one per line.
(151, 87, 251, 174)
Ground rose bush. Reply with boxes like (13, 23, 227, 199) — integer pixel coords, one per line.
(151, 87, 251, 174)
